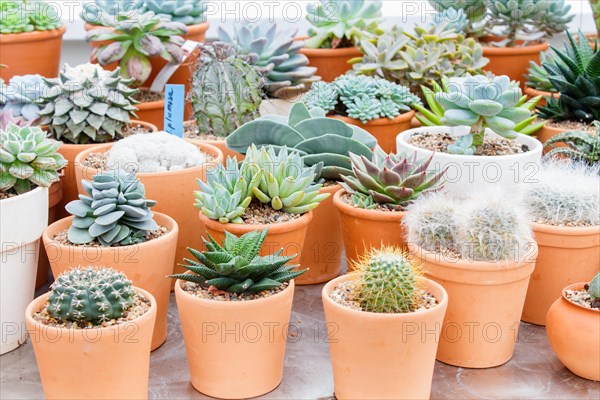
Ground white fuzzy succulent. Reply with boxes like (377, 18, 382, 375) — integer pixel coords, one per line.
(107, 132, 206, 173)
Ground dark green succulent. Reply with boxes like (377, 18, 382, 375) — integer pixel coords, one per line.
(544, 121, 600, 168)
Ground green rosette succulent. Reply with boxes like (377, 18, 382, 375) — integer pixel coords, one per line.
(428, 1, 487, 37)
(0, 0, 63, 33)
(525, 51, 559, 92)
(171, 229, 306, 294)
(305, 0, 383, 49)
(0, 74, 47, 123)
(81, 0, 147, 25)
(145, 0, 205, 25)
(0, 124, 66, 194)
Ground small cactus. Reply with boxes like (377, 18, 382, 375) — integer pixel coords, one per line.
(353, 247, 423, 313)
(47, 267, 137, 325)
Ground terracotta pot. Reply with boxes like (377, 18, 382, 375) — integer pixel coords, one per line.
(36, 180, 63, 289)
(546, 282, 600, 381)
(42, 213, 178, 351)
(0, 27, 66, 81)
(136, 99, 165, 130)
(333, 189, 406, 269)
(522, 223, 600, 326)
(411, 116, 422, 128)
(298, 44, 362, 82)
(55, 120, 158, 220)
(535, 124, 566, 149)
(73, 140, 223, 286)
(323, 274, 448, 399)
(175, 278, 295, 399)
(26, 288, 157, 399)
(183, 120, 244, 160)
(298, 184, 343, 285)
(199, 211, 312, 266)
(523, 86, 557, 108)
(331, 112, 415, 154)
(481, 37, 549, 85)
(410, 244, 537, 368)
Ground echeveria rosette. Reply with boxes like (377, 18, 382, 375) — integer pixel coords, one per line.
(87, 11, 187, 87)
(0, 74, 47, 123)
(0, 0, 63, 33)
(435, 75, 531, 155)
(81, 0, 147, 25)
(145, 0, 205, 25)
(428, 0, 487, 37)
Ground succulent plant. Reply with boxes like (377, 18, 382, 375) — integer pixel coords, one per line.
(195, 156, 262, 224)
(593, 0, 600, 38)
(226, 102, 377, 181)
(353, 247, 423, 313)
(428, 1, 487, 37)
(0, 0, 63, 34)
(0, 124, 66, 194)
(0, 74, 47, 123)
(87, 11, 187, 87)
(304, 75, 420, 124)
(525, 51, 559, 92)
(245, 145, 330, 214)
(66, 171, 159, 246)
(145, 0, 205, 25)
(217, 21, 320, 99)
(47, 267, 137, 325)
(171, 229, 306, 294)
(544, 122, 600, 167)
(37, 63, 139, 145)
(414, 77, 545, 137)
(0, 109, 32, 129)
(486, 0, 574, 47)
(434, 75, 533, 155)
(537, 31, 600, 124)
(341, 146, 447, 210)
(351, 23, 488, 96)
(191, 42, 263, 138)
(351, 192, 377, 210)
(588, 272, 600, 308)
(305, 0, 383, 49)
(81, 0, 147, 25)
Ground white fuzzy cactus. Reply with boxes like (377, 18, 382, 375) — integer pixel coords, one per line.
(525, 160, 600, 227)
(107, 132, 206, 173)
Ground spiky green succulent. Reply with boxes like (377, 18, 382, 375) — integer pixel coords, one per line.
(195, 156, 262, 224)
(544, 121, 600, 168)
(428, 1, 487, 37)
(81, 0, 147, 25)
(226, 102, 377, 181)
(341, 147, 447, 210)
(351, 23, 488, 97)
(87, 11, 187, 87)
(305, 0, 383, 49)
(191, 42, 263, 138)
(414, 77, 545, 137)
(304, 75, 420, 124)
(354, 247, 423, 313)
(171, 229, 306, 294)
(0, 0, 63, 33)
(38, 63, 139, 145)
(351, 192, 376, 210)
(47, 267, 137, 326)
(66, 171, 158, 246)
(0, 124, 66, 194)
(537, 31, 600, 124)
(245, 145, 330, 214)
(145, 0, 205, 25)
(218, 21, 319, 99)
(589, 272, 600, 307)
(434, 75, 533, 155)
(525, 51, 559, 92)
(0, 74, 47, 123)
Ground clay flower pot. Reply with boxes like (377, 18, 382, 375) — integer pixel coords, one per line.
(136, 98, 166, 130)
(298, 184, 344, 285)
(410, 244, 537, 368)
(481, 37, 549, 85)
(333, 189, 406, 269)
(36, 180, 63, 289)
(175, 278, 296, 399)
(298, 44, 362, 82)
(535, 124, 567, 148)
(183, 120, 244, 160)
(323, 274, 448, 399)
(42, 213, 178, 351)
(522, 223, 600, 326)
(54, 120, 158, 220)
(199, 211, 312, 266)
(523, 86, 557, 108)
(26, 288, 157, 399)
(331, 111, 415, 154)
(0, 27, 66, 81)
(546, 283, 600, 381)
(73, 140, 223, 282)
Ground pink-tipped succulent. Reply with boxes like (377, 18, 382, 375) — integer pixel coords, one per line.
(87, 11, 187, 87)
(341, 146, 447, 210)
(0, 109, 33, 130)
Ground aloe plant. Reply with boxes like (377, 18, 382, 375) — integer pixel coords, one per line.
(544, 121, 600, 167)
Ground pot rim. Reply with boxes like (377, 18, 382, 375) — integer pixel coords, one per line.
(25, 286, 157, 334)
(43, 212, 179, 252)
(523, 86, 556, 98)
(73, 140, 224, 179)
(332, 189, 406, 222)
(136, 98, 165, 110)
(532, 221, 600, 236)
(0, 186, 46, 205)
(199, 209, 314, 235)
(0, 25, 66, 43)
(297, 42, 362, 57)
(480, 36, 549, 54)
(330, 110, 415, 127)
(175, 276, 295, 308)
(322, 274, 448, 319)
(561, 282, 600, 313)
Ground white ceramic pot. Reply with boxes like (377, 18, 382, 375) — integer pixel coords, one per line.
(1, 187, 49, 354)
(259, 97, 298, 117)
(396, 126, 543, 195)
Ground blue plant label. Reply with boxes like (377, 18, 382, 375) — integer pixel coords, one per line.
(164, 84, 185, 137)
